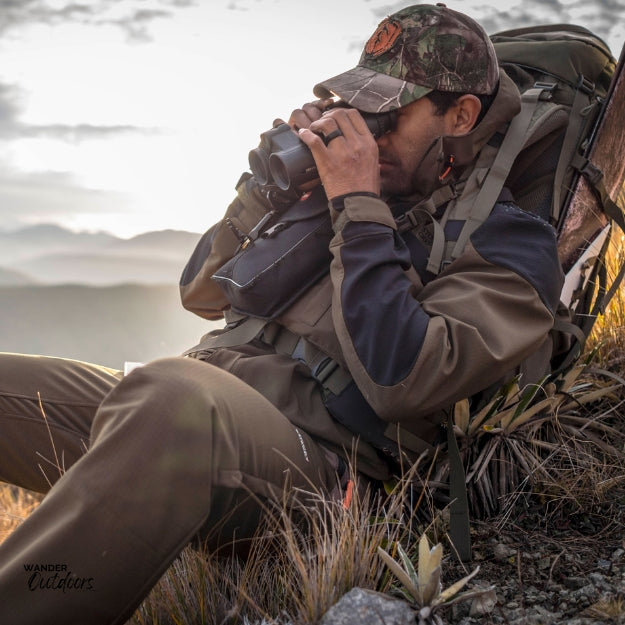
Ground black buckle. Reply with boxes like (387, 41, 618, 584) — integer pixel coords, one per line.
(313, 357, 339, 385)
(576, 74, 595, 96)
(580, 159, 604, 186)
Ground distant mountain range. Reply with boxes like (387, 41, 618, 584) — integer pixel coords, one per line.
(0, 224, 221, 369)
(0, 224, 204, 285)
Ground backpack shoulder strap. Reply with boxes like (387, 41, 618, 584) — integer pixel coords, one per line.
(449, 86, 549, 263)
(407, 84, 557, 276)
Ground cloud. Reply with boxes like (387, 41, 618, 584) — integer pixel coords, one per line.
(0, 165, 131, 230)
(100, 9, 174, 43)
(15, 123, 159, 142)
(0, 82, 23, 124)
(0, 0, 197, 41)
(0, 80, 154, 141)
(369, 0, 624, 53)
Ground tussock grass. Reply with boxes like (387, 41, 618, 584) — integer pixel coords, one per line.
(0, 484, 42, 545)
(432, 361, 625, 523)
(130, 464, 429, 625)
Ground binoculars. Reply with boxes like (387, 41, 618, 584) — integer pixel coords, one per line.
(249, 106, 397, 192)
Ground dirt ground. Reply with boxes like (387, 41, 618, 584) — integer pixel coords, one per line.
(444, 497, 625, 624)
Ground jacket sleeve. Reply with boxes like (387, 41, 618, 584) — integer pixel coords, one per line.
(179, 175, 275, 320)
(329, 194, 564, 422)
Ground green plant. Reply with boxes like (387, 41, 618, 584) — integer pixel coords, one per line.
(377, 534, 492, 625)
(428, 353, 625, 521)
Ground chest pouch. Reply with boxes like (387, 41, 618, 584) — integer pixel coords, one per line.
(212, 187, 333, 319)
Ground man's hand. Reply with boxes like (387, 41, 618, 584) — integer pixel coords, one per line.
(297, 107, 380, 200)
(273, 98, 335, 130)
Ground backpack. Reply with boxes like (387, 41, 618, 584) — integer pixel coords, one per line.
(434, 25, 625, 560)
(493, 25, 625, 372)
(400, 24, 623, 379)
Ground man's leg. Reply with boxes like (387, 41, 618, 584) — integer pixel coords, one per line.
(0, 353, 121, 493)
(0, 356, 338, 625)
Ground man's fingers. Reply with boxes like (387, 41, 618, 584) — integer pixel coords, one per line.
(324, 107, 372, 137)
(287, 99, 335, 130)
(307, 107, 370, 146)
(309, 112, 355, 146)
(322, 129, 343, 145)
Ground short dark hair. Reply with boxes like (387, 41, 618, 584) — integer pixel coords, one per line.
(426, 89, 496, 125)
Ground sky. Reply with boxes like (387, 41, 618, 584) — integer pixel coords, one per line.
(0, 0, 623, 238)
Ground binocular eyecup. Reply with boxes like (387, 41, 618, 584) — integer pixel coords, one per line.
(249, 108, 397, 192)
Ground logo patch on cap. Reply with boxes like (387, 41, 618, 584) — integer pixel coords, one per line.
(364, 17, 402, 58)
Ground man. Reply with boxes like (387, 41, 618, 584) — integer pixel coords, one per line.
(0, 5, 563, 624)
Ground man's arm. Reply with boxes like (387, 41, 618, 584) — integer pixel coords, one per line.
(179, 176, 270, 320)
(328, 195, 563, 421)
(180, 99, 334, 320)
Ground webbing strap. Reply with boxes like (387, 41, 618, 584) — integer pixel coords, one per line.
(265, 324, 353, 396)
(572, 153, 625, 314)
(553, 316, 587, 347)
(398, 208, 447, 275)
(550, 317, 587, 376)
(588, 163, 625, 234)
(447, 410, 472, 562)
(184, 316, 354, 397)
(394, 185, 459, 234)
(599, 248, 625, 314)
(451, 87, 545, 262)
(552, 76, 595, 223)
(183, 316, 268, 355)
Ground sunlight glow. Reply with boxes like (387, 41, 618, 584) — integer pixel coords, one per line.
(0, 0, 620, 237)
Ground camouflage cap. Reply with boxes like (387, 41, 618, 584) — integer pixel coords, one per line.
(313, 4, 499, 113)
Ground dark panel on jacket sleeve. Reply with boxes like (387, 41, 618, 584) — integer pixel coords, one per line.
(339, 221, 430, 386)
(470, 204, 563, 313)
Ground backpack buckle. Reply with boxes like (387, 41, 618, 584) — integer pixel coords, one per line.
(313, 357, 339, 386)
(579, 158, 604, 186)
(533, 81, 557, 100)
(576, 74, 595, 95)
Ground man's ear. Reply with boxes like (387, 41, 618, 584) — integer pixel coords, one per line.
(448, 94, 482, 135)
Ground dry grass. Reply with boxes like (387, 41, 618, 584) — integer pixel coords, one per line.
(130, 464, 430, 625)
(0, 484, 42, 545)
(429, 360, 625, 523)
(0, 460, 435, 625)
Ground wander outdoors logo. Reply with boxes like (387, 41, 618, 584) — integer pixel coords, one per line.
(23, 563, 94, 592)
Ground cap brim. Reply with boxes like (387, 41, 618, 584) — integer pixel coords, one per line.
(313, 65, 432, 113)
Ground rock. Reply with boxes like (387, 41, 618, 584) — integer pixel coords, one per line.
(493, 542, 515, 561)
(611, 548, 624, 561)
(469, 588, 497, 616)
(320, 588, 416, 625)
(563, 576, 587, 589)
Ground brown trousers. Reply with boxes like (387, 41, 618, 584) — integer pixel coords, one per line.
(0, 353, 338, 624)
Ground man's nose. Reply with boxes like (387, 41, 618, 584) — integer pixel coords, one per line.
(375, 133, 388, 147)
